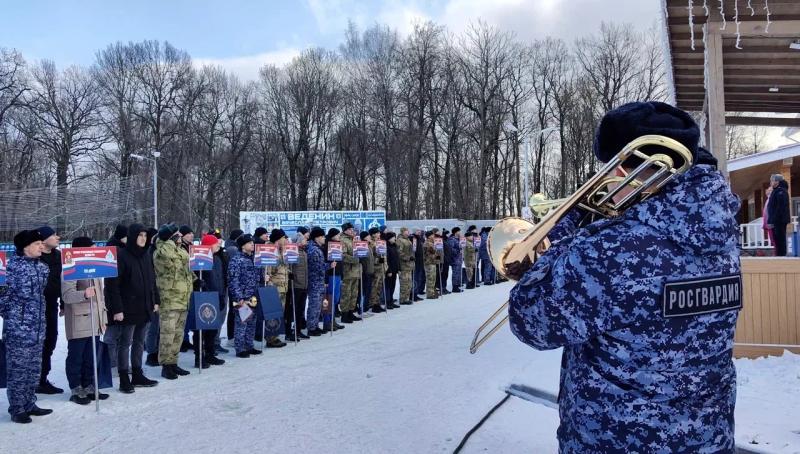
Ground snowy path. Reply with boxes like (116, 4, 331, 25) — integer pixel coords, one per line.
(1, 281, 797, 453)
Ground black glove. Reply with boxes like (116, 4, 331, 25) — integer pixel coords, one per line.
(378, 258, 385, 264)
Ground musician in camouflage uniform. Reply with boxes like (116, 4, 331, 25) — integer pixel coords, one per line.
(463, 231, 478, 289)
(508, 102, 741, 453)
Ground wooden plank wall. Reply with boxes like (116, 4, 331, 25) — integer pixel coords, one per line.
(733, 258, 800, 358)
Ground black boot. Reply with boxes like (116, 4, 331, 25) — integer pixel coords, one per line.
(413, 296, 424, 302)
(248, 348, 263, 355)
(118, 371, 135, 394)
(308, 328, 324, 337)
(161, 365, 178, 380)
(267, 337, 287, 348)
(179, 340, 193, 352)
(340, 312, 354, 324)
(298, 331, 310, 339)
(371, 305, 386, 313)
(11, 413, 32, 424)
(36, 380, 64, 395)
(131, 368, 159, 387)
(194, 358, 210, 369)
(236, 351, 251, 358)
(350, 310, 362, 321)
(174, 364, 190, 376)
(206, 355, 225, 366)
(145, 352, 159, 367)
(28, 405, 53, 416)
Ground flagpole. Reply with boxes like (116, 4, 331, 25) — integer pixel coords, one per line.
(290, 264, 298, 346)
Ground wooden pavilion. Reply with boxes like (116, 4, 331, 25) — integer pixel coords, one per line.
(662, 0, 800, 357)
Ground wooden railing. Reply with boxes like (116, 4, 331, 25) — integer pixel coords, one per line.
(733, 257, 800, 358)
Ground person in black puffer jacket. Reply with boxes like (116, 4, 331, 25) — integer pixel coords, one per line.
(104, 223, 160, 393)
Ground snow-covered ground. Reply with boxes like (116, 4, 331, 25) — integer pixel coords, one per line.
(0, 282, 797, 453)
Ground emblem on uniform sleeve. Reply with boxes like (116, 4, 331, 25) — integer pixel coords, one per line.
(662, 274, 742, 318)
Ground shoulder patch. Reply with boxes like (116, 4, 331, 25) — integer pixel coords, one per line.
(662, 274, 742, 318)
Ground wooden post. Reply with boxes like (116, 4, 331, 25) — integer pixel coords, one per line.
(782, 158, 793, 217)
(705, 25, 728, 176)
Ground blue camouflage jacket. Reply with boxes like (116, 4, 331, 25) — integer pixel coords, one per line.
(446, 236, 463, 266)
(479, 232, 490, 260)
(1, 255, 49, 347)
(227, 252, 260, 302)
(509, 165, 741, 453)
(306, 241, 326, 294)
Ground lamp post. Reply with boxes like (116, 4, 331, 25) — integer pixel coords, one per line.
(502, 123, 558, 213)
(130, 151, 161, 228)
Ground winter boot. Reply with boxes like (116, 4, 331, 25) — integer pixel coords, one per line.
(85, 384, 110, 401)
(248, 348, 264, 355)
(174, 364, 190, 376)
(11, 413, 32, 424)
(161, 365, 178, 380)
(413, 295, 424, 302)
(350, 311, 362, 321)
(399, 300, 413, 305)
(371, 305, 386, 313)
(27, 405, 53, 417)
(131, 368, 159, 387)
(145, 352, 159, 367)
(308, 328, 324, 337)
(36, 380, 64, 395)
(69, 387, 90, 406)
(206, 355, 226, 366)
(236, 351, 251, 358)
(118, 371, 135, 394)
(340, 312, 354, 324)
(266, 337, 287, 348)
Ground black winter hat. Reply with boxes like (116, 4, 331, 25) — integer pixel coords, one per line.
(385, 232, 396, 241)
(14, 229, 43, 254)
(254, 227, 268, 238)
(326, 228, 341, 240)
(37, 225, 56, 241)
(341, 222, 354, 231)
(297, 226, 309, 235)
(368, 227, 380, 235)
(467, 225, 477, 232)
(379, 225, 387, 232)
(146, 227, 158, 245)
(425, 230, 433, 238)
(179, 225, 193, 236)
(269, 228, 287, 243)
(112, 224, 128, 240)
(465, 231, 475, 238)
(451, 227, 461, 235)
(593, 101, 708, 167)
(310, 227, 325, 240)
(236, 233, 254, 250)
(72, 236, 94, 248)
(157, 223, 179, 241)
(359, 231, 369, 240)
(229, 229, 244, 241)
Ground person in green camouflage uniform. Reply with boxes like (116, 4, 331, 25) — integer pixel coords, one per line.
(464, 231, 478, 289)
(423, 231, 442, 299)
(339, 223, 362, 323)
(368, 228, 388, 312)
(153, 224, 194, 379)
(396, 227, 414, 304)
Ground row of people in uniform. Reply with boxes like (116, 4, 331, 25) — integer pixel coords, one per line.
(0, 221, 495, 423)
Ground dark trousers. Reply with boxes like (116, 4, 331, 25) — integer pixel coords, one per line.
(191, 329, 217, 358)
(105, 322, 147, 372)
(40, 299, 59, 383)
(774, 223, 788, 256)
(413, 264, 425, 295)
(285, 288, 308, 331)
(441, 264, 450, 292)
(384, 272, 397, 302)
(65, 337, 99, 390)
(360, 274, 373, 311)
(226, 295, 235, 340)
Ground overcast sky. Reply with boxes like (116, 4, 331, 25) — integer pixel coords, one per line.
(1, 0, 662, 80)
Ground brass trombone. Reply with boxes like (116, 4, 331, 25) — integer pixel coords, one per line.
(469, 135, 693, 354)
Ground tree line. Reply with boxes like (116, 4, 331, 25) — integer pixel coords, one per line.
(2, 19, 744, 239)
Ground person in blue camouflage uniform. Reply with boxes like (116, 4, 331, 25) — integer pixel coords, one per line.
(227, 234, 261, 358)
(478, 228, 494, 285)
(305, 227, 328, 336)
(446, 227, 463, 293)
(508, 101, 741, 454)
(2, 230, 53, 423)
